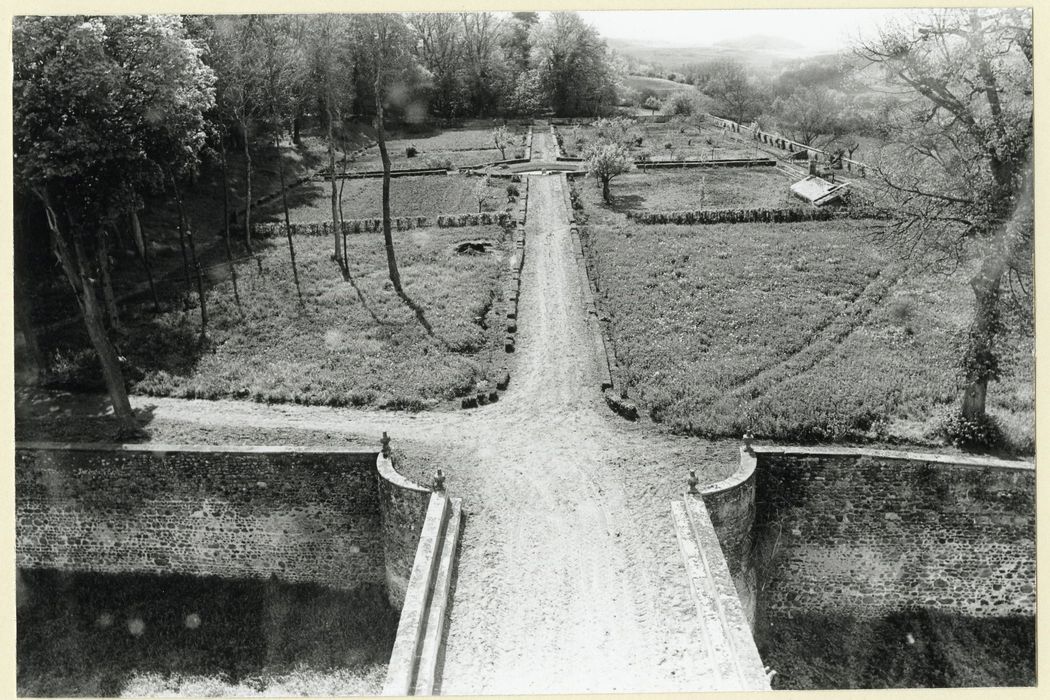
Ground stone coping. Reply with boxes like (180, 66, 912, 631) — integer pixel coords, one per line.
(701, 444, 1032, 497)
(377, 453, 430, 493)
(16, 441, 378, 456)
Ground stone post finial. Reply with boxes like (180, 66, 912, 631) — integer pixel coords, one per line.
(380, 431, 391, 458)
(687, 470, 699, 495)
(432, 469, 446, 492)
(743, 432, 754, 453)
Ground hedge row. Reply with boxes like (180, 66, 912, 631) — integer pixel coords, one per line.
(254, 211, 512, 237)
(625, 206, 895, 225)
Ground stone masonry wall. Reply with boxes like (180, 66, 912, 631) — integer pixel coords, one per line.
(700, 449, 759, 628)
(750, 447, 1034, 619)
(15, 444, 429, 597)
(377, 454, 431, 608)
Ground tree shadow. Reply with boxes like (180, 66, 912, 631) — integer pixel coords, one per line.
(607, 193, 646, 213)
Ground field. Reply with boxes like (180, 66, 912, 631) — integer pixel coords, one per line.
(582, 218, 1034, 452)
(17, 569, 396, 697)
(623, 74, 695, 96)
(266, 174, 513, 224)
(558, 121, 757, 162)
(44, 225, 511, 410)
(348, 127, 527, 171)
(575, 168, 800, 224)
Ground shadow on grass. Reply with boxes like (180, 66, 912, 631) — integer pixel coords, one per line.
(607, 193, 646, 213)
(17, 569, 398, 698)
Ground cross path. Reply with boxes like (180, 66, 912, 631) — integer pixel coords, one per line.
(115, 129, 770, 693)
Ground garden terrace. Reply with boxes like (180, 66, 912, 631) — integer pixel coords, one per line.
(580, 219, 1034, 452)
(557, 121, 759, 162)
(347, 127, 528, 171)
(42, 226, 513, 411)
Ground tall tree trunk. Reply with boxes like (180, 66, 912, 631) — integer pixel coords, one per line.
(170, 173, 192, 311)
(242, 120, 254, 253)
(339, 151, 349, 274)
(220, 139, 243, 311)
(13, 215, 44, 384)
(328, 103, 341, 263)
(96, 226, 123, 332)
(129, 210, 160, 313)
(375, 76, 403, 292)
(38, 192, 138, 435)
(277, 135, 304, 305)
(961, 260, 1005, 420)
(171, 175, 209, 338)
(601, 177, 611, 203)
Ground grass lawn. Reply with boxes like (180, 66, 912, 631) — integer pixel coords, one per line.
(44, 225, 512, 410)
(17, 569, 396, 697)
(348, 127, 527, 171)
(583, 218, 1034, 452)
(575, 168, 800, 225)
(270, 174, 513, 224)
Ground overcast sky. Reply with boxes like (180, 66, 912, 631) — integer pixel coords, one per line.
(578, 9, 929, 53)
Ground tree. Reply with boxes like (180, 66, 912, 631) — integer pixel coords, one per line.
(695, 59, 764, 124)
(407, 12, 463, 122)
(492, 125, 513, 159)
(771, 86, 849, 147)
(857, 8, 1032, 423)
(643, 95, 661, 114)
(530, 13, 619, 116)
(585, 141, 634, 202)
(13, 15, 215, 434)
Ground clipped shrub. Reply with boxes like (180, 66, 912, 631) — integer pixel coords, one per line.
(406, 146, 418, 158)
(506, 183, 520, 198)
(937, 409, 1004, 449)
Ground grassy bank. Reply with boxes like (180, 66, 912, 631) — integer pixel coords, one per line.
(582, 218, 1033, 452)
(759, 609, 1035, 689)
(17, 569, 397, 697)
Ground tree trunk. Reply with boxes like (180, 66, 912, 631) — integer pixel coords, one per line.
(13, 219, 44, 384)
(171, 173, 192, 311)
(129, 210, 160, 313)
(220, 139, 243, 311)
(96, 226, 122, 332)
(171, 176, 208, 338)
(277, 136, 304, 305)
(242, 120, 254, 253)
(39, 193, 138, 435)
(375, 75, 403, 292)
(601, 177, 611, 202)
(339, 151, 349, 271)
(961, 262, 1004, 419)
(328, 103, 341, 263)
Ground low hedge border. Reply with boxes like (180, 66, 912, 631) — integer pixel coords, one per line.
(625, 206, 895, 225)
(254, 212, 513, 238)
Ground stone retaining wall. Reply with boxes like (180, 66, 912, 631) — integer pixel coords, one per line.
(253, 212, 512, 238)
(702, 446, 1035, 622)
(16, 443, 431, 608)
(626, 206, 894, 226)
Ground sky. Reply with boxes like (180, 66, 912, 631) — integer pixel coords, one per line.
(577, 8, 929, 53)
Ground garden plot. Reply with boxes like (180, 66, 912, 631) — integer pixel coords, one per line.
(46, 226, 512, 410)
(347, 127, 527, 171)
(584, 219, 1033, 451)
(575, 168, 799, 223)
(559, 121, 756, 161)
(264, 175, 513, 224)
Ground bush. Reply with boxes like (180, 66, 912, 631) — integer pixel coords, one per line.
(405, 146, 418, 158)
(937, 409, 1004, 449)
(506, 184, 520, 198)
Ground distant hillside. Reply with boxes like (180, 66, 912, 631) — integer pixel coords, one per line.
(609, 35, 835, 75)
(623, 74, 694, 95)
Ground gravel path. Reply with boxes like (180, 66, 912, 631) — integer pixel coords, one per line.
(17, 130, 742, 694)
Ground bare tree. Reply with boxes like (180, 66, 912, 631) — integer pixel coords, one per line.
(857, 8, 1032, 422)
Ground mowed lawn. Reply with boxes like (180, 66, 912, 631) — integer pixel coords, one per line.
(264, 174, 512, 224)
(585, 219, 1034, 451)
(576, 167, 800, 224)
(120, 226, 510, 409)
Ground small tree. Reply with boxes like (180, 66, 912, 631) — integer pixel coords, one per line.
(474, 175, 493, 212)
(492, 125, 513, 159)
(586, 141, 634, 203)
(643, 95, 661, 114)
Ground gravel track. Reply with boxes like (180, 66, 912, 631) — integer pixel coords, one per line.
(17, 130, 741, 694)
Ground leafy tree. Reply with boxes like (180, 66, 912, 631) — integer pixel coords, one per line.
(857, 8, 1032, 422)
(407, 12, 464, 122)
(643, 95, 661, 114)
(695, 59, 764, 124)
(585, 141, 634, 202)
(459, 13, 511, 117)
(13, 15, 215, 434)
(492, 125, 513, 159)
(530, 13, 619, 116)
(771, 86, 849, 147)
